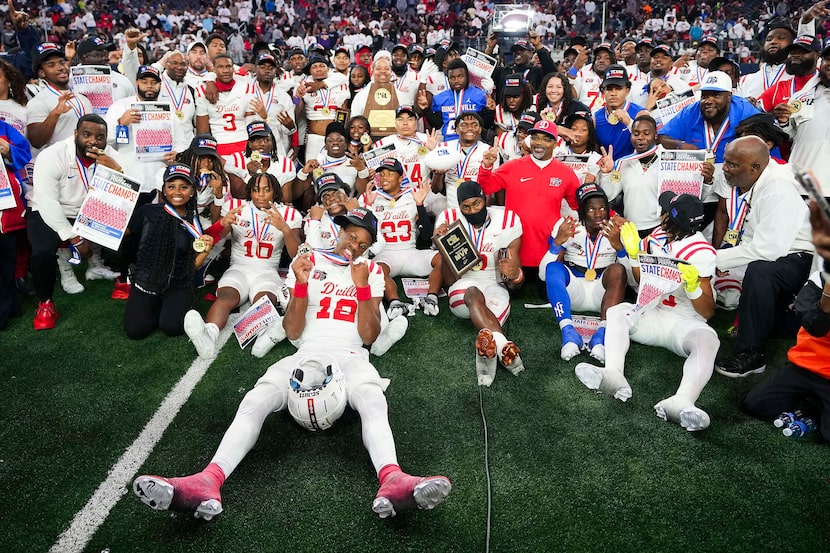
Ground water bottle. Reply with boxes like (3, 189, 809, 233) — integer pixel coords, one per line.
(773, 410, 804, 428)
(782, 417, 817, 437)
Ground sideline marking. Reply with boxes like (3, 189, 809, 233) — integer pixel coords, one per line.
(49, 318, 240, 553)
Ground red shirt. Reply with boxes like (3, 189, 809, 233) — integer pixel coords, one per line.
(758, 72, 817, 112)
(478, 156, 580, 267)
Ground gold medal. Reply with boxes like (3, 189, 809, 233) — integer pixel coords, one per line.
(544, 111, 557, 122)
(456, 177, 463, 186)
(472, 261, 482, 271)
(705, 154, 715, 165)
(251, 151, 263, 163)
(584, 268, 597, 281)
(360, 133, 371, 145)
(193, 239, 207, 253)
(724, 229, 740, 246)
(789, 99, 802, 113)
(312, 167, 324, 179)
(417, 145, 427, 156)
(322, 107, 331, 116)
(607, 112, 620, 125)
(610, 170, 622, 183)
(389, 199, 396, 208)
(176, 110, 184, 120)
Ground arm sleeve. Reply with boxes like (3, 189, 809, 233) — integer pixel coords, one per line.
(122, 45, 140, 86)
(1, 123, 31, 170)
(415, 204, 434, 249)
(477, 163, 506, 195)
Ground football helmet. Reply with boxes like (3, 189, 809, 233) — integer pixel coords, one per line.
(287, 355, 348, 431)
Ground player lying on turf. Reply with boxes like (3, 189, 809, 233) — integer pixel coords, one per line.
(573, 192, 720, 431)
(434, 180, 525, 386)
(134, 208, 451, 520)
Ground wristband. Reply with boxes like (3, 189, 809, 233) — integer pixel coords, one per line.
(356, 286, 372, 301)
(551, 244, 564, 254)
(213, 196, 224, 206)
(357, 168, 370, 179)
(293, 283, 309, 298)
(616, 249, 627, 258)
(297, 170, 309, 181)
(685, 286, 703, 300)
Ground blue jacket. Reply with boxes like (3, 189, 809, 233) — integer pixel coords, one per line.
(431, 85, 488, 141)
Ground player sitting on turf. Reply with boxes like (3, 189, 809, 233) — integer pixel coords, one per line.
(434, 180, 525, 386)
(360, 158, 442, 319)
(539, 183, 627, 363)
(183, 172, 302, 359)
(133, 208, 452, 521)
(574, 191, 720, 431)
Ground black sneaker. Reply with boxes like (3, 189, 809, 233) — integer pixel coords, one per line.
(715, 348, 766, 378)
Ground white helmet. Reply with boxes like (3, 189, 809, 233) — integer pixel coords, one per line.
(287, 355, 348, 431)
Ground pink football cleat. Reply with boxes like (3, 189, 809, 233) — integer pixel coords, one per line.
(133, 469, 224, 521)
(372, 470, 451, 519)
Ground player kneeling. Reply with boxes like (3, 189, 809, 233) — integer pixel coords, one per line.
(183, 172, 302, 359)
(574, 192, 720, 431)
(134, 208, 451, 520)
(539, 183, 627, 363)
(434, 181, 525, 386)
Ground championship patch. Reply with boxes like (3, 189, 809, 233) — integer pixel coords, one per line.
(311, 269, 327, 281)
(549, 177, 562, 187)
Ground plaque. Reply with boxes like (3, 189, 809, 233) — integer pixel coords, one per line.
(432, 220, 482, 278)
(335, 108, 350, 125)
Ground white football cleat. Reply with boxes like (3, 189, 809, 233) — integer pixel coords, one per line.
(422, 294, 439, 316)
(387, 300, 408, 320)
(371, 316, 408, 356)
(372, 471, 451, 519)
(85, 265, 120, 280)
(475, 329, 497, 386)
(184, 310, 215, 359)
(251, 317, 287, 358)
(57, 251, 84, 294)
(654, 394, 711, 431)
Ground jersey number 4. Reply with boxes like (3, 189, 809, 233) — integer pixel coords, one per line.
(317, 296, 357, 322)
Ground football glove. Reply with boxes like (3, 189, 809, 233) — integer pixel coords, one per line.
(620, 222, 641, 259)
(678, 263, 700, 293)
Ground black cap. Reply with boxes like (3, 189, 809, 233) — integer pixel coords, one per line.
(136, 65, 161, 80)
(659, 191, 705, 233)
(288, 46, 306, 57)
(377, 158, 404, 174)
(334, 46, 350, 57)
(635, 37, 654, 50)
(517, 110, 542, 130)
(709, 56, 741, 77)
(457, 180, 485, 204)
(333, 207, 378, 241)
(570, 36, 588, 48)
(601, 64, 629, 88)
(593, 42, 614, 56)
(190, 134, 220, 157)
(786, 34, 821, 53)
(765, 17, 796, 40)
(698, 35, 721, 51)
(307, 54, 331, 68)
(325, 122, 347, 138)
(315, 172, 345, 201)
(392, 43, 408, 53)
(409, 44, 426, 56)
(503, 73, 524, 95)
(563, 46, 579, 58)
(576, 182, 607, 205)
(247, 121, 272, 138)
(163, 163, 195, 186)
(563, 110, 593, 128)
(76, 36, 115, 58)
(651, 44, 673, 57)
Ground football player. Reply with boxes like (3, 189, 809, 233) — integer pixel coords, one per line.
(133, 208, 452, 520)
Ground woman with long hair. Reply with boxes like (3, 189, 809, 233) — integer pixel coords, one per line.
(535, 72, 589, 127)
(494, 74, 535, 137)
(0, 59, 28, 136)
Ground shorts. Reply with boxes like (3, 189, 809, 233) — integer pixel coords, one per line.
(255, 348, 389, 398)
(218, 267, 282, 305)
(448, 279, 511, 324)
(374, 248, 437, 278)
(566, 270, 605, 313)
(628, 304, 718, 358)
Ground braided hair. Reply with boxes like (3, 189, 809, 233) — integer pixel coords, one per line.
(246, 172, 283, 204)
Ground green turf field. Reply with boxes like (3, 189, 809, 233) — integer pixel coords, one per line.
(2, 276, 828, 553)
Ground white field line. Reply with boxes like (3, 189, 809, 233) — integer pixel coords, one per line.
(49, 316, 240, 553)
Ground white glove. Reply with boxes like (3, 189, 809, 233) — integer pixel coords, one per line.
(480, 76, 495, 94)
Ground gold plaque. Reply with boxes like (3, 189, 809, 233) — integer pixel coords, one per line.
(374, 88, 392, 105)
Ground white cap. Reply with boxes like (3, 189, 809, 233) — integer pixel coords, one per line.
(186, 40, 207, 54)
(698, 71, 732, 93)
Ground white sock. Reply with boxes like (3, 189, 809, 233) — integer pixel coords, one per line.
(677, 328, 719, 402)
(604, 303, 632, 374)
(558, 318, 573, 330)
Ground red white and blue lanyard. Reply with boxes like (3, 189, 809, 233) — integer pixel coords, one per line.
(727, 186, 751, 232)
(255, 83, 275, 113)
(75, 157, 97, 191)
(317, 250, 350, 266)
(466, 215, 489, 253)
(46, 83, 86, 118)
(162, 75, 186, 113)
(163, 203, 203, 239)
(763, 63, 787, 90)
(705, 117, 730, 155)
(612, 144, 659, 171)
(585, 230, 604, 271)
(456, 143, 479, 179)
(250, 204, 271, 243)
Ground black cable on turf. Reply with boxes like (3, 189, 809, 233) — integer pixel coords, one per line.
(478, 384, 492, 553)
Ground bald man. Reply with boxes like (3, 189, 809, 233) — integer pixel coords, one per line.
(712, 136, 815, 378)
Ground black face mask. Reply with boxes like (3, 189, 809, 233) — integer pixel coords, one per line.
(465, 207, 487, 226)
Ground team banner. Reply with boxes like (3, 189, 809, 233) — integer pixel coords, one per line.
(133, 102, 174, 160)
(658, 150, 706, 198)
(402, 277, 430, 299)
(362, 143, 397, 170)
(70, 65, 113, 115)
(0, 162, 16, 210)
(556, 154, 596, 182)
(632, 255, 682, 315)
(233, 295, 281, 348)
(461, 48, 497, 89)
(71, 166, 141, 250)
(655, 90, 696, 130)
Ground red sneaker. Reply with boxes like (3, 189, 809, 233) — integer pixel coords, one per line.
(372, 471, 451, 518)
(133, 471, 223, 521)
(33, 300, 58, 330)
(111, 279, 130, 300)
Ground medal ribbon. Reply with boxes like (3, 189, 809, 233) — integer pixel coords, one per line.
(75, 157, 97, 191)
(613, 144, 659, 171)
(375, 186, 412, 202)
(646, 228, 670, 253)
(163, 203, 203, 239)
(250, 205, 271, 243)
(763, 63, 786, 89)
(317, 250, 351, 266)
(585, 232, 604, 270)
(46, 83, 86, 118)
(453, 89, 465, 119)
(704, 116, 730, 154)
(320, 155, 347, 171)
(162, 75, 186, 112)
(727, 187, 750, 232)
(789, 71, 819, 102)
(187, 66, 207, 78)
(456, 143, 479, 179)
(396, 134, 424, 149)
(606, 100, 629, 121)
(466, 216, 489, 253)
(255, 83, 275, 113)
(317, 85, 331, 111)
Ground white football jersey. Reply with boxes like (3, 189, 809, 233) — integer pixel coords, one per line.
(360, 188, 418, 252)
(225, 201, 302, 269)
(225, 152, 298, 187)
(438, 139, 498, 208)
(425, 72, 450, 97)
(641, 229, 717, 320)
(553, 218, 620, 270)
(304, 211, 341, 251)
(195, 79, 256, 144)
(286, 250, 385, 351)
(301, 78, 350, 121)
(574, 69, 605, 111)
(392, 68, 421, 105)
(436, 206, 523, 285)
(373, 133, 431, 185)
(496, 131, 522, 161)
